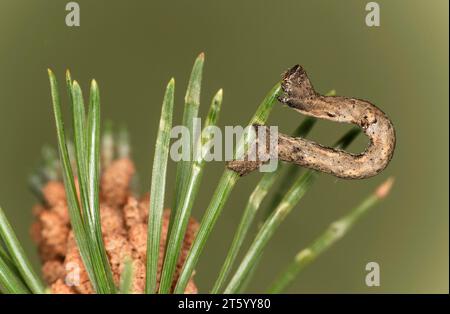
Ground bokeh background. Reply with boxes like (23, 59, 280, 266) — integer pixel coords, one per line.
(0, 0, 448, 293)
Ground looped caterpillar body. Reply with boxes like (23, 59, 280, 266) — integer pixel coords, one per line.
(227, 65, 396, 179)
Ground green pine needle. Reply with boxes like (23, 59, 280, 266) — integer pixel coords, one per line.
(48, 69, 96, 288)
(172, 53, 205, 221)
(119, 258, 134, 294)
(211, 172, 277, 293)
(0, 255, 30, 294)
(48, 70, 116, 294)
(211, 89, 336, 293)
(65, 70, 74, 109)
(174, 82, 282, 293)
(159, 89, 223, 293)
(268, 177, 394, 293)
(86, 79, 117, 293)
(0, 243, 16, 273)
(0, 206, 44, 294)
(224, 171, 315, 293)
(71, 81, 91, 229)
(145, 78, 175, 293)
(223, 127, 361, 293)
(211, 116, 318, 293)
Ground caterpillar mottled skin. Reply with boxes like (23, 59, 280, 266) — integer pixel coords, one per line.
(227, 65, 396, 179)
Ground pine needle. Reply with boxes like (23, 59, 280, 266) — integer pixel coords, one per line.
(0, 206, 44, 293)
(224, 128, 361, 293)
(159, 89, 223, 293)
(268, 177, 394, 293)
(145, 78, 175, 293)
(119, 258, 134, 294)
(0, 255, 30, 294)
(212, 89, 337, 293)
(211, 116, 317, 293)
(48, 70, 116, 293)
(172, 53, 205, 221)
(174, 82, 282, 293)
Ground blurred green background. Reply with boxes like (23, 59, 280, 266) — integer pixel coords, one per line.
(0, 0, 448, 293)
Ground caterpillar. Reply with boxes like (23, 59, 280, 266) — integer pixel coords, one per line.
(226, 65, 396, 179)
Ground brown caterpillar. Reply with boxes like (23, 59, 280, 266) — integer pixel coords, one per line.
(226, 65, 396, 179)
